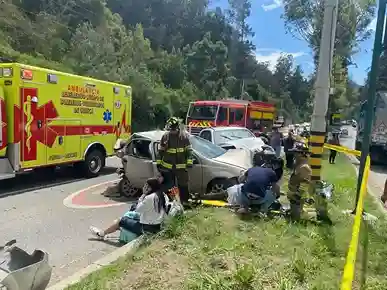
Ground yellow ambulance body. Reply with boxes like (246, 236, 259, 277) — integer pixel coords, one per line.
(0, 63, 132, 179)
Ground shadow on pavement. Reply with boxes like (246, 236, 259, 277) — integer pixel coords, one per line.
(88, 237, 122, 247)
(369, 165, 387, 174)
(0, 166, 117, 198)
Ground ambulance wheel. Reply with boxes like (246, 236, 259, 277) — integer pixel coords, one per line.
(84, 150, 104, 178)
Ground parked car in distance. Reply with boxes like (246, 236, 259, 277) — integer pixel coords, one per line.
(117, 131, 252, 198)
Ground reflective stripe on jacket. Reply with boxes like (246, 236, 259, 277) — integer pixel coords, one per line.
(156, 131, 193, 170)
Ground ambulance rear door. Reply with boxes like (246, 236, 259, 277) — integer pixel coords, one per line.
(113, 85, 131, 147)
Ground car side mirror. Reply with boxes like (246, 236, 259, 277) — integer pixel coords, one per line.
(193, 155, 199, 164)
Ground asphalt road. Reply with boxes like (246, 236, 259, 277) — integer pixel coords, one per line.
(0, 157, 131, 286)
(339, 125, 387, 203)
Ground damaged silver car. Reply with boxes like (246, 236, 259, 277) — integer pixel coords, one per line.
(115, 130, 252, 198)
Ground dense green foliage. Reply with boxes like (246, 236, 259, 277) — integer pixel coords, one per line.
(0, 0, 315, 129)
(1, 0, 375, 126)
(282, 0, 376, 119)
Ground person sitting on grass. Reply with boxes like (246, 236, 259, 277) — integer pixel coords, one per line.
(90, 177, 170, 239)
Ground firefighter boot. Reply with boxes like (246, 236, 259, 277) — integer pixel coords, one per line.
(287, 190, 304, 221)
(315, 195, 333, 225)
(289, 201, 303, 221)
(179, 185, 192, 209)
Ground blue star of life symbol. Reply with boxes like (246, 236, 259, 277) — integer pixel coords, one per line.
(103, 110, 112, 123)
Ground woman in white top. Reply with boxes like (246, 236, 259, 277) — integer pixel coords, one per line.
(90, 177, 169, 238)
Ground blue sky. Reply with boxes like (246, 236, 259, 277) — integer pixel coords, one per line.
(210, 0, 377, 85)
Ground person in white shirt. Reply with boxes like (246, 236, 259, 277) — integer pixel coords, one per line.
(90, 177, 169, 238)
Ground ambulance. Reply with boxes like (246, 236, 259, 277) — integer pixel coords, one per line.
(0, 63, 132, 180)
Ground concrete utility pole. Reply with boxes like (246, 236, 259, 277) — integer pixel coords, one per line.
(309, 0, 339, 181)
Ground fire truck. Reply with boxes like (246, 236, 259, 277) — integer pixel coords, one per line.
(186, 99, 275, 136)
(0, 63, 132, 180)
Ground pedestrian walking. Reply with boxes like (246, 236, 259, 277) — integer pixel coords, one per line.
(283, 129, 295, 169)
(328, 132, 340, 164)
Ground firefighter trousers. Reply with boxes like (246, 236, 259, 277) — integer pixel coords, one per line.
(160, 169, 190, 203)
(287, 189, 329, 220)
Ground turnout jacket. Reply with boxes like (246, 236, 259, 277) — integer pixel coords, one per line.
(156, 131, 193, 170)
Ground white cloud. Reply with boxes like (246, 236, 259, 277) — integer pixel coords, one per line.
(262, 0, 283, 11)
(255, 49, 305, 71)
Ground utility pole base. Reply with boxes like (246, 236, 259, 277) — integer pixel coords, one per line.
(309, 131, 326, 181)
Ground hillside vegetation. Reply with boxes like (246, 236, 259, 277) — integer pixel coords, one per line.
(0, 0, 376, 128)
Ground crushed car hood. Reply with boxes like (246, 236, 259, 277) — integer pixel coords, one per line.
(221, 137, 266, 152)
(213, 148, 252, 169)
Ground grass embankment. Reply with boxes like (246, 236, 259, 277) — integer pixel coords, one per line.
(68, 154, 387, 290)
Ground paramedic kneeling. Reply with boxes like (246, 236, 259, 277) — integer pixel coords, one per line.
(238, 166, 280, 214)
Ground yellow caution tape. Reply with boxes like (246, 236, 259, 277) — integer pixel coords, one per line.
(340, 155, 370, 290)
(201, 200, 228, 207)
(323, 144, 361, 157)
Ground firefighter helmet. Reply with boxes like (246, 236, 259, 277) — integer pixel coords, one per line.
(290, 141, 310, 156)
(165, 117, 181, 130)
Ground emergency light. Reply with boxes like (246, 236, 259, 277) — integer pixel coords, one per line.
(21, 69, 33, 80)
(2, 68, 12, 77)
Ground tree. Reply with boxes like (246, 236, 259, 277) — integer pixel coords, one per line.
(184, 32, 234, 99)
(0, 0, 314, 129)
(289, 65, 313, 120)
(282, 0, 375, 65)
(282, 0, 376, 116)
(227, 0, 254, 97)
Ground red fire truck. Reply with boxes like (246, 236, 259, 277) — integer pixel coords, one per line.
(186, 99, 275, 136)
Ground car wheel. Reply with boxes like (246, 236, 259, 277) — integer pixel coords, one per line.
(208, 178, 233, 195)
(119, 177, 139, 198)
(83, 150, 104, 178)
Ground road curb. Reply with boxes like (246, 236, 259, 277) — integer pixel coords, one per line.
(47, 236, 145, 290)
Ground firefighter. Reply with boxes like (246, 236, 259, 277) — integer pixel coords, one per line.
(287, 142, 332, 224)
(156, 117, 193, 208)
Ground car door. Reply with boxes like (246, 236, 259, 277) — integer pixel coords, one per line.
(188, 153, 204, 194)
(123, 138, 155, 188)
(154, 142, 204, 195)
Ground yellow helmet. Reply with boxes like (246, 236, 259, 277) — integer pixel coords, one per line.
(165, 117, 181, 130)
